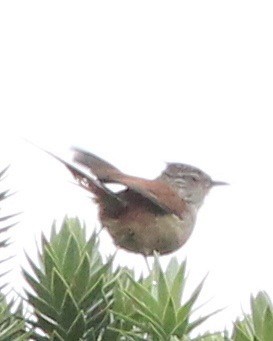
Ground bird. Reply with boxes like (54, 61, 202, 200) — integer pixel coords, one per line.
(41, 147, 227, 257)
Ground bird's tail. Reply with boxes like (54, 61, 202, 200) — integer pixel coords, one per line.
(25, 140, 126, 210)
(72, 147, 124, 182)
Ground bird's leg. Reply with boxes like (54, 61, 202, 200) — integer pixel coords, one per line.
(96, 225, 104, 236)
(143, 255, 152, 273)
(111, 247, 119, 260)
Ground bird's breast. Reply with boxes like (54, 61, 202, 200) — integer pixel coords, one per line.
(101, 207, 196, 256)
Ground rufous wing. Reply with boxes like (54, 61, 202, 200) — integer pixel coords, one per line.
(72, 148, 186, 218)
(115, 176, 187, 218)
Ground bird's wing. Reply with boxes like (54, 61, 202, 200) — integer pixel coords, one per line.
(117, 177, 187, 218)
(72, 148, 186, 218)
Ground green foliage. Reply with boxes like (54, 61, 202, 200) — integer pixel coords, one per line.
(24, 218, 118, 340)
(22, 216, 273, 340)
(0, 166, 19, 260)
(0, 295, 31, 340)
(193, 333, 229, 341)
(0, 166, 30, 339)
(23, 217, 222, 340)
(233, 291, 273, 341)
(111, 255, 220, 340)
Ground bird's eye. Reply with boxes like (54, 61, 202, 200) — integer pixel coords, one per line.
(190, 176, 198, 182)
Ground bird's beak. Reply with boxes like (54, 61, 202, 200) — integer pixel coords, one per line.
(211, 180, 229, 186)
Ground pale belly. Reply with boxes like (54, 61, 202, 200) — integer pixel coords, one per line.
(103, 212, 196, 256)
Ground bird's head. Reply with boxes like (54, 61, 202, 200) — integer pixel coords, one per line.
(161, 163, 227, 208)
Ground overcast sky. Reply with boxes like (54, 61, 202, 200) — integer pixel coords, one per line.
(1, 0, 273, 334)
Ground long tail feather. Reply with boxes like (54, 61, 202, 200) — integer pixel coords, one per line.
(24, 140, 127, 210)
(72, 147, 123, 182)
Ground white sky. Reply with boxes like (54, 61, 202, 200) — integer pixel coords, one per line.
(1, 0, 273, 334)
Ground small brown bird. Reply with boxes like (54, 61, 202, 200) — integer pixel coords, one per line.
(46, 148, 226, 256)
(45, 147, 227, 256)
